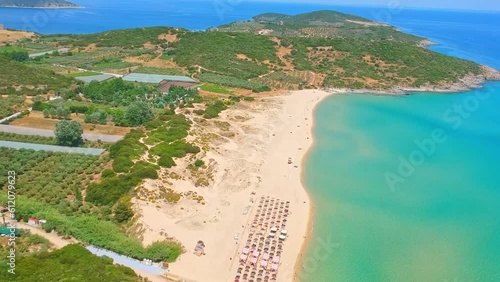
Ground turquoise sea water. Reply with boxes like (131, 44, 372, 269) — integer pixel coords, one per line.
(301, 84, 500, 281)
(301, 10, 500, 282)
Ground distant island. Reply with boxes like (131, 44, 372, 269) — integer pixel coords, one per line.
(0, 0, 80, 8)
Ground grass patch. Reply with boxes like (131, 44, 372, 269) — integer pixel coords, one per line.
(159, 54, 172, 60)
(92, 60, 137, 71)
(200, 83, 232, 94)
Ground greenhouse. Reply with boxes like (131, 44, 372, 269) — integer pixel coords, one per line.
(123, 73, 196, 84)
(76, 74, 115, 83)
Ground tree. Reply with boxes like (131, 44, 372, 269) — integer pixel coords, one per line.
(43, 109, 50, 118)
(114, 198, 134, 223)
(54, 120, 83, 147)
(124, 101, 154, 126)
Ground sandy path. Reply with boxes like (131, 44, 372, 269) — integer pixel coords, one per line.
(136, 89, 332, 281)
(17, 221, 76, 248)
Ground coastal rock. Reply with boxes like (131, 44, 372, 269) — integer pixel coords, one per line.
(326, 66, 500, 96)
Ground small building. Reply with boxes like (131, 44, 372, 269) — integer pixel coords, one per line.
(158, 79, 199, 94)
(28, 218, 40, 226)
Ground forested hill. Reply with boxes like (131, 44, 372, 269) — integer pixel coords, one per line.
(215, 10, 424, 45)
(0, 0, 80, 8)
(6, 10, 497, 92)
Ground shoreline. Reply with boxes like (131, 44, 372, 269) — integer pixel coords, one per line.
(291, 91, 334, 282)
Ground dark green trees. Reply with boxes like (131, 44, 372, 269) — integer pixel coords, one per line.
(54, 120, 83, 147)
(124, 101, 154, 126)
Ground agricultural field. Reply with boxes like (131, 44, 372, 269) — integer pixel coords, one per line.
(133, 66, 186, 76)
(196, 73, 271, 92)
(0, 147, 107, 205)
(0, 56, 78, 95)
(0, 95, 25, 119)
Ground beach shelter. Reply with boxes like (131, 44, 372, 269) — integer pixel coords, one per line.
(252, 250, 260, 258)
(250, 257, 258, 265)
(240, 254, 248, 262)
(272, 256, 280, 263)
(262, 253, 270, 260)
(261, 260, 268, 267)
(242, 247, 250, 255)
(279, 235, 286, 240)
(281, 230, 288, 235)
(270, 227, 278, 232)
(271, 263, 279, 271)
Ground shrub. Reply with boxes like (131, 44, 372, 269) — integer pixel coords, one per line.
(203, 100, 227, 119)
(158, 156, 175, 168)
(114, 198, 134, 223)
(194, 159, 204, 167)
(101, 169, 116, 178)
(193, 109, 204, 116)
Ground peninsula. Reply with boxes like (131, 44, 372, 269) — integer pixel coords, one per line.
(0, 9, 499, 282)
(0, 0, 80, 8)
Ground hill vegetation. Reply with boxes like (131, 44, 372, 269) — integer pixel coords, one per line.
(216, 10, 424, 44)
(0, 244, 139, 282)
(0, 56, 78, 95)
(14, 11, 485, 92)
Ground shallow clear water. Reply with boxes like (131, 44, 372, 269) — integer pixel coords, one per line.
(300, 9, 500, 282)
(301, 83, 500, 281)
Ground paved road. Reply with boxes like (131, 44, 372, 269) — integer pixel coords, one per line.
(0, 125, 124, 142)
(29, 48, 70, 58)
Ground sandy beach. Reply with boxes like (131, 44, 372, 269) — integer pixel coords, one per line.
(132, 89, 332, 281)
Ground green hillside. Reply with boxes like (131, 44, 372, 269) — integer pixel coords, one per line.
(0, 56, 78, 95)
(9, 10, 492, 92)
(216, 10, 424, 44)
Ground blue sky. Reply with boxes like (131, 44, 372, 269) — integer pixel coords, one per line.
(248, 0, 500, 12)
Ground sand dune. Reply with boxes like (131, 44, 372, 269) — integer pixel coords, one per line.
(134, 89, 332, 281)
